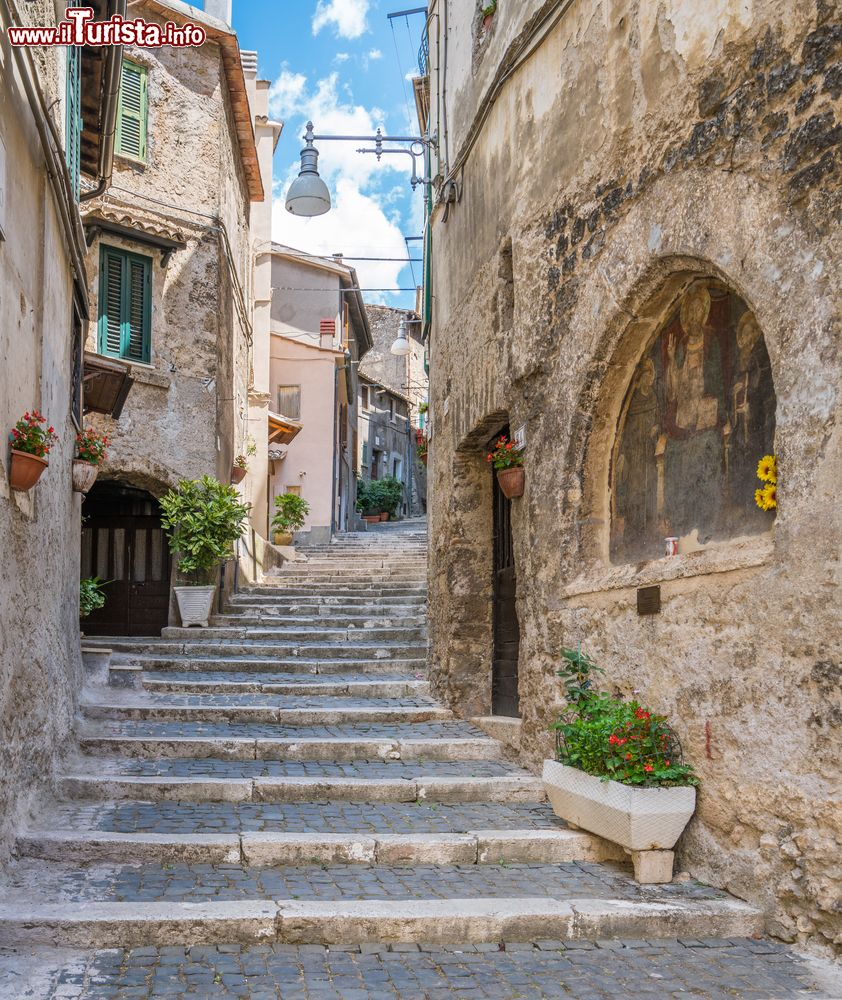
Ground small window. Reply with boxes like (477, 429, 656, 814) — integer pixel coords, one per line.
(278, 385, 301, 419)
(98, 245, 152, 363)
(285, 485, 301, 497)
(116, 59, 148, 162)
(361, 386, 370, 410)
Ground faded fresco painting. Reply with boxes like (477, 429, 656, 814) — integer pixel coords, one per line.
(611, 282, 776, 563)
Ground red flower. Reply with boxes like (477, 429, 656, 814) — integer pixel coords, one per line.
(625, 753, 631, 760)
(644, 764, 654, 773)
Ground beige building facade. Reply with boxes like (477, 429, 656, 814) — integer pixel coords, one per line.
(424, 0, 841, 954)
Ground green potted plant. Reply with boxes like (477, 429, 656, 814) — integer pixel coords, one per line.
(272, 492, 310, 545)
(543, 647, 698, 884)
(8, 410, 58, 491)
(160, 475, 250, 628)
(416, 428, 428, 467)
(79, 577, 108, 618)
(487, 434, 524, 498)
(73, 427, 109, 494)
(377, 475, 403, 520)
(356, 479, 381, 524)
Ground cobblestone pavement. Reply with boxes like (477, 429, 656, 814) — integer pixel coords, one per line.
(84, 694, 440, 709)
(1, 940, 835, 1000)
(78, 720, 485, 740)
(0, 860, 730, 905)
(140, 672, 427, 686)
(42, 800, 563, 834)
(69, 758, 524, 779)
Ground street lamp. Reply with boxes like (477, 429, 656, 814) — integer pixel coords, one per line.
(285, 122, 434, 219)
(390, 317, 412, 356)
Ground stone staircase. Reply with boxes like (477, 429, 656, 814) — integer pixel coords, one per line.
(0, 519, 804, 995)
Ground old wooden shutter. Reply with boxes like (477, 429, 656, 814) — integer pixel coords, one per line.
(116, 60, 148, 162)
(277, 386, 301, 419)
(98, 247, 151, 363)
(66, 40, 82, 199)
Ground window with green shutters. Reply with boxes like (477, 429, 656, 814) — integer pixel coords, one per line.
(65, 32, 82, 199)
(98, 246, 152, 363)
(116, 60, 148, 162)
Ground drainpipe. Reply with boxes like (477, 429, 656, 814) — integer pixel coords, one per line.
(80, 0, 126, 202)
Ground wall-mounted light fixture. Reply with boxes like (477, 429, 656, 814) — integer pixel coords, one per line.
(286, 122, 436, 218)
(390, 317, 412, 357)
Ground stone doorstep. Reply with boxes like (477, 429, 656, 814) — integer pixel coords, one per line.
(17, 829, 624, 867)
(75, 736, 504, 762)
(139, 678, 430, 698)
(90, 644, 430, 660)
(0, 896, 764, 949)
(55, 774, 546, 805)
(79, 705, 451, 725)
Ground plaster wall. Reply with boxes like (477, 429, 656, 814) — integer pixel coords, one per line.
(427, 0, 841, 954)
(0, 18, 83, 859)
(269, 256, 342, 344)
(268, 334, 340, 533)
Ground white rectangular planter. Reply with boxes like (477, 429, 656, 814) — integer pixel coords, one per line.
(174, 586, 216, 628)
(542, 760, 696, 852)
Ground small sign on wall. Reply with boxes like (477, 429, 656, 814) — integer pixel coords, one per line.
(512, 424, 526, 450)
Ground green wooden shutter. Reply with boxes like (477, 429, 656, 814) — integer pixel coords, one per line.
(125, 257, 150, 362)
(66, 40, 82, 199)
(98, 247, 151, 363)
(116, 60, 148, 162)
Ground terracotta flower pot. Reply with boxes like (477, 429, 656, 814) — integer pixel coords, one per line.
(420, 454, 428, 466)
(497, 466, 525, 499)
(273, 531, 293, 546)
(231, 466, 247, 484)
(9, 449, 48, 491)
(72, 459, 100, 493)
(380, 512, 390, 521)
(363, 514, 380, 524)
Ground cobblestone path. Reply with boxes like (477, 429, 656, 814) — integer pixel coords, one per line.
(1, 522, 836, 998)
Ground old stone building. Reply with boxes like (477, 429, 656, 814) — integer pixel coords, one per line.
(79, 0, 264, 634)
(0, 0, 126, 855)
(358, 304, 428, 516)
(424, 0, 841, 954)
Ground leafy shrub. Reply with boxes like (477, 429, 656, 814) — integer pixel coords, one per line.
(160, 476, 250, 584)
(375, 475, 403, 516)
(272, 492, 310, 533)
(79, 577, 107, 618)
(551, 647, 697, 788)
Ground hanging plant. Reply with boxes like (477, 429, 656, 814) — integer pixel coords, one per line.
(8, 410, 57, 491)
(487, 433, 525, 498)
(73, 427, 109, 493)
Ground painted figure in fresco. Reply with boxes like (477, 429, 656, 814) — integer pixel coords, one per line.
(662, 285, 727, 540)
(614, 358, 660, 552)
(611, 282, 776, 564)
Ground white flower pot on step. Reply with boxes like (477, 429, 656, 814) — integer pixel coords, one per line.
(542, 760, 696, 852)
(174, 585, 216, 628)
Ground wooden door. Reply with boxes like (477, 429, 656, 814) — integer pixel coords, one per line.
(492, 455, 520, 717)
(81, 484, 171, 636)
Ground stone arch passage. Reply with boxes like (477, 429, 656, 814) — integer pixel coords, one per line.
(609, 278, 776, 564)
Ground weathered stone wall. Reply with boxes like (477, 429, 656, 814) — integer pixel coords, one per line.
(84, 24, 252, 496)
(0, 8, 84, 859)
(427, 0, 841, 954)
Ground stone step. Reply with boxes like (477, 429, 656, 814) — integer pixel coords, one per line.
(56, 770, 544, 804)
(79, 695, 450, 726)
(86, 640, 429, 660)
(76, 722, 503, 761)
(244, 586, 427, 597)
(210, 613, 427, 628)
(108, 656, 428, 676)
(20, 827, 621, 867)
(160, 626, 428, 643)
(138, 673, 428, 697)
(0, 860, 763, 947)
(229, 593, 427, 606)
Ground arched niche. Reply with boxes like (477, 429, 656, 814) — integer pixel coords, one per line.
(609, 278, 776, 564)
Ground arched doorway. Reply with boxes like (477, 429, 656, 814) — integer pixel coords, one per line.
(491, 425, 520, 718)
(81, 481, 172, 636)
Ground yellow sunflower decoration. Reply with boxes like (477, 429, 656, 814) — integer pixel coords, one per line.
(754, 454, 777, 511)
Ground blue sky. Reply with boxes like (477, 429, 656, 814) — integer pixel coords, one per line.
(230, 0, 426, 309)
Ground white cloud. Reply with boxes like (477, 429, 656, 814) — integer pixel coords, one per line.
(267, 67, 307, 120)
(312, 0, 370, 39)
(368, 48, 383, 60)
(272, 179, 409, 304)
(334, 52, 350, 63)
